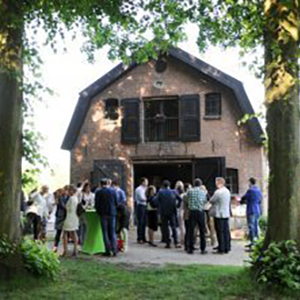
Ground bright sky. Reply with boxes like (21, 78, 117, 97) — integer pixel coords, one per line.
(33, 25, 265, 190)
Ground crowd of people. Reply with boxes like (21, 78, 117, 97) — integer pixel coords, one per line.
(22, 180, 129, 257)
(22, 175, 262, 257)
(135, 177, 232, 254)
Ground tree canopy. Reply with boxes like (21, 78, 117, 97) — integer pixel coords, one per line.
(0, 0, 299, 252)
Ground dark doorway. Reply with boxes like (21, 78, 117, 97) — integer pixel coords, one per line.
(134, 163, 193, 190)
(133, 157, 225, 194)
(194, 157, 226, 195)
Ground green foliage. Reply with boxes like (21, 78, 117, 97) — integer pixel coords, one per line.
(0, 237, 60, 280)
(259, 216, 268, 236)
(250, 239, 300, 291)
(22, 168, 40, 192)
(0, 236, 18, 258)
(21, 239, 60, 280)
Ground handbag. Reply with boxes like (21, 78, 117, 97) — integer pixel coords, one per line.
(76, 202, 86, 217)
(76, 195, 86, 217)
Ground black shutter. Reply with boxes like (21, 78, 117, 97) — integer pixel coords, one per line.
(121, 98, 140, 144)
(179, 94, 200, 142)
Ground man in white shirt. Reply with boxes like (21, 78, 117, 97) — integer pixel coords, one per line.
(210, 177, 231, 254)
(135, 177, 148, 244)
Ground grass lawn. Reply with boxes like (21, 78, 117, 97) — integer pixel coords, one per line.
(0, 258, 295, 300)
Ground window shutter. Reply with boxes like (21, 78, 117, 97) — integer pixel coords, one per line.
(179, 94, 200, 142)
(121, 98, 140, 144)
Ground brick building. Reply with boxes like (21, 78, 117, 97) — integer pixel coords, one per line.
(62, 47, 265, 210)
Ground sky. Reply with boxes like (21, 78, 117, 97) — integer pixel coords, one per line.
(33, 25, 265, 190)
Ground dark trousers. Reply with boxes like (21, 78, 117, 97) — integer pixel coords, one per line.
(136, 204, 147, 242)
(184, 219, 189, 250)
(25, 213, 41, 240)
(161, 214, 178, 246)
(214, 218, 231, 253)
(188, 210, 206, 252)
(100, 216, 117, 255)
(79, 217, 87, 245)
(54, 229, 62, 247)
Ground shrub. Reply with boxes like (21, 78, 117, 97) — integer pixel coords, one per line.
(21, 238, 60, 280)
(250, 239, 300, 290)
(258, 217, 268, 236)
(0, 236, 18, 258)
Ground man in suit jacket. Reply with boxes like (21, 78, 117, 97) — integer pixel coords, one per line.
(155, 180, 182, 249)
(95, 178, 118, 256)
(210, 177, 231, 254)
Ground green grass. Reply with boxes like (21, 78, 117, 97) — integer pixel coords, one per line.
(0, 258, 295, 300)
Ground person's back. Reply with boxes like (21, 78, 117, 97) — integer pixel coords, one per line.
(244, 185, 262, 216)
(95, 186, 117, 217)
(187, 186, 207, 211)
(212, 186, 231, 218)
(112, 181, 127, 205)
(95, 179, 118, 256)
(157, 188, 178, 216)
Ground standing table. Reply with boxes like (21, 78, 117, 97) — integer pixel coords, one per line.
(81, 210, 105, 255)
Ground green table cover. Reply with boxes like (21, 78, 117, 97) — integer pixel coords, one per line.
(81, 210, 105, 255)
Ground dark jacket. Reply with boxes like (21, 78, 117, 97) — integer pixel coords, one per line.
(155, 188, 182, 216)
(95, 187, 118, 217)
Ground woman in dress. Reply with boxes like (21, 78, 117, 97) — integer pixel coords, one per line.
(146, 185, 158, 247)
(62, 185, 79, 256)
(175, 181, 185, 247)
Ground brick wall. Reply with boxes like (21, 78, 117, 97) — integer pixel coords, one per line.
(70, 57, 265, 210)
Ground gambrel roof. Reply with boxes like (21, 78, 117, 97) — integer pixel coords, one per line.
(61, 47, 264, 150)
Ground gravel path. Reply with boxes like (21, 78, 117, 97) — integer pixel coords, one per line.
(94, 239, 249, 267)
(47, 225, 249, 267)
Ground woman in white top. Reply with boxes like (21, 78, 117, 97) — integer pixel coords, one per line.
(62, 185, 79, 256)
(80, 182, 95, 209)
(78, 182, 95, 245)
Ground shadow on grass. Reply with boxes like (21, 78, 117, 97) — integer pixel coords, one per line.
(0, 258, 296, 300)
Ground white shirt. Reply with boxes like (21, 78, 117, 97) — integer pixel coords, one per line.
(26, 191, 47, 218)
(42, 192, 54, 215)
(135, 185, 147, 206)
(80, 191, 95, 209)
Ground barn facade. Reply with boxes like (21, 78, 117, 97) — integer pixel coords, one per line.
(62, 48, 265, 211)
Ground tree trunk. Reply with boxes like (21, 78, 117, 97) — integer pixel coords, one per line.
(264, 0, 300, 247)
(0, 0, 23, 242)
(0, 1, 24, 277)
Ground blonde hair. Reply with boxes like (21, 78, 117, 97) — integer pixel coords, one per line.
(175, 181, 184, 194)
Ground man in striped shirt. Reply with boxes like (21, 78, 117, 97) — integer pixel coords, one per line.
(187, 178, 208, 254)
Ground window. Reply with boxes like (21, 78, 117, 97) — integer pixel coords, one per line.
(144, 98, 179, 142)
(205, 93, 222, 117)
(105, 98, 119, 120)
(226, 168, 239, 194)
